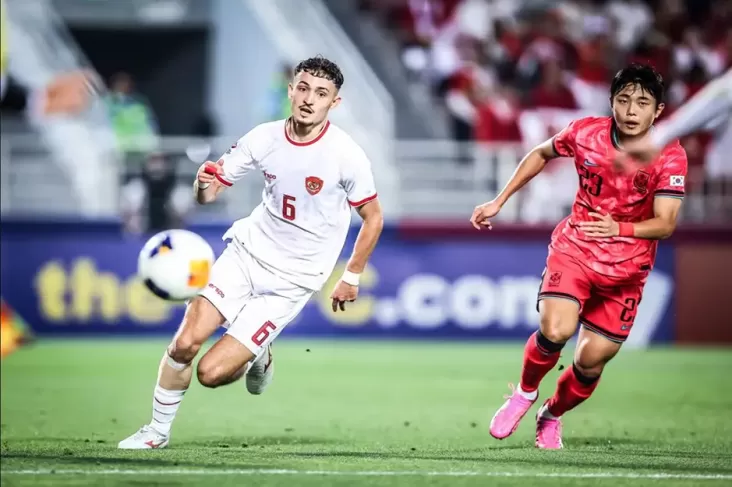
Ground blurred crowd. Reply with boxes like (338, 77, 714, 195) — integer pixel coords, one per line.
(106, 72, 197, 234)
(3, 0, 729, 224)
(362, 0, 731, 178)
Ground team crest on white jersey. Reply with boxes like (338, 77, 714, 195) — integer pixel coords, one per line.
(305, 176, 324, 195)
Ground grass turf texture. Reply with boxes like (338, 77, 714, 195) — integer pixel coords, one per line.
(1, 339, 731, 486)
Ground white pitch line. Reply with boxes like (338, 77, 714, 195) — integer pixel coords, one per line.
(1, 469, 731, 480)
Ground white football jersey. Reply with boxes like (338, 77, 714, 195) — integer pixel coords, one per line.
(213, 119, 377, 291)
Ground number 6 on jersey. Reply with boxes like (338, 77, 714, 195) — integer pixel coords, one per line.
(283, 194, 296, 221)
(252, 321, 278, 346)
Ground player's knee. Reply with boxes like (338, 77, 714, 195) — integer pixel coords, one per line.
(169, 334, 201, 364)
(168, 299, 217, 363)
(574, 356, 608, 377)
(196, 361, 226, 389)
(539, 312, 574, 344)
(572, 362, 602, 383)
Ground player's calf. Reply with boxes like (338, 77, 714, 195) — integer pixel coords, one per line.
(197, 361, 236, 388)
(197, 334, 255, 388)
(490, 298, 578, 441)
(536, 364, 599, 450)
(520, 329, 566, 394)
(119, 297, 225, 449)
(536, 328, 619, 449)
(544, 364, 600, 419)
(519, 297, 579, 395)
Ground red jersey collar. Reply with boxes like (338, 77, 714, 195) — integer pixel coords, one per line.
(284, 118, 330, 147)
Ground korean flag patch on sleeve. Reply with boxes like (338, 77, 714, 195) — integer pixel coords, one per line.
(670, 175, 685, 187)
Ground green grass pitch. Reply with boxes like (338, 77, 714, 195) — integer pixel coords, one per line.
(1, 339, 731, 486)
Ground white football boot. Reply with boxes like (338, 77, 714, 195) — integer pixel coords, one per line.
(118, 425, 169, 450)
(246, 344, 274, 395)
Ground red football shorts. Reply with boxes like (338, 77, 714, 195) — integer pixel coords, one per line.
(537, 250, 645, 343)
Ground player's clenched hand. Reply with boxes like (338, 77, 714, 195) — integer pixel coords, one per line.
(330, 280, 358, 312)
(577, 208, 619, 238)
(197, 159, 223, 187)
(470, 199, 502, 230)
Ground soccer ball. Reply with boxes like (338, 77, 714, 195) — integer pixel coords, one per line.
(138, 229, 215, 301)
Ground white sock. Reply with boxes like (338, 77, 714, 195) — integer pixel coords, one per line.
(540, 404, 559, 420)
(517, 384, 538, 401)
(150, 385, 186, 436)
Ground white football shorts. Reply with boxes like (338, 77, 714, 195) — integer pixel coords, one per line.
(199, 239, 313, 358)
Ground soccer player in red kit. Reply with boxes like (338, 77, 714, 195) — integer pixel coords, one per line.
(470, 64, 687, 449)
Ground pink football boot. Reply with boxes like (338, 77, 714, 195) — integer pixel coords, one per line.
(489, 384, 537, 439)
(535, 402, 563, 449)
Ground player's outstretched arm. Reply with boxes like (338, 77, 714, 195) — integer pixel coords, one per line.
(651, 70, 732, 150)
(470, 138, 557, 229)
(194, 160, 226, 204)
(619, 70, 732, 166)
(330, 199, 384, 312)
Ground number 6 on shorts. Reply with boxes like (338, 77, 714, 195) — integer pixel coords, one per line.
(252, 321, 277, 346)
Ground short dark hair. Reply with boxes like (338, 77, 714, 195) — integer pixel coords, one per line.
(610, 63, 665, 105)
(294, 56, 344, 90)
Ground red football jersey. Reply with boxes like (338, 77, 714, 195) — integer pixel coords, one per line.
(549, 116, 687, 280)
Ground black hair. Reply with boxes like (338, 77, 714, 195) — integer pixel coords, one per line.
(294, 56, 344, 90)
(610, 63, 665, 106)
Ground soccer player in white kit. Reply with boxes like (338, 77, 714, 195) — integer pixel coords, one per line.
(119, 56, 384, 449)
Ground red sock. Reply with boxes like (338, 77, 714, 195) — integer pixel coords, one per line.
(519, 331, 563, 393)
(546, 364, 600, 417)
